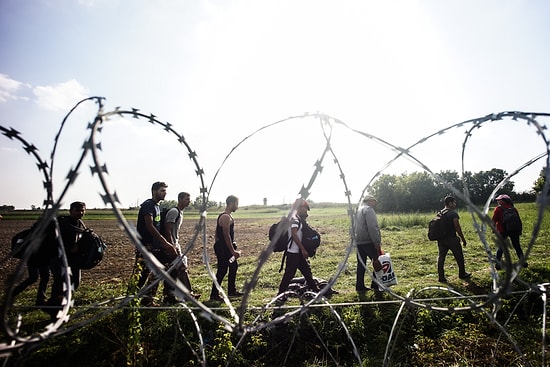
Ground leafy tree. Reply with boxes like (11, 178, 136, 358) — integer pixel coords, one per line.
(159, 200, 177, 210)
(533, 167, 548, 195)
(370, 174, 398, 212)
(434, 170, 462, 199)
(464, 169, 513, 204)
(192, 196, 218, 210)
(369, 168, 521, 212)
(400, 172, 438, 211)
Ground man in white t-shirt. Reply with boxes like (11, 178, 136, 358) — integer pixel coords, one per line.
(277, 198, 320, 297)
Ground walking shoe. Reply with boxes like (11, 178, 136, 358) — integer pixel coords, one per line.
(438, 277, 447, 283)
(162, 295, 180, 305)
(140, 297, 159, 307)
(459, 272, 471, 279)
(209, 295, 223, 302)
(228, 291, 244, 297)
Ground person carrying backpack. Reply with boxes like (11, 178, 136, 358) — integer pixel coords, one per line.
(44, 201, 87, 319)
(436, 196, 471, 283)
(276, 199, 320, 299)
(133, 181, 178, 306)
(491, 194, 527, 269)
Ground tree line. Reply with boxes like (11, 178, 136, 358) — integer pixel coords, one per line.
(369, 168, 540, 213)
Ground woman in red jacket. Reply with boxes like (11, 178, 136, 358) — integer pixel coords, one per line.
(492, 194, 527, 270)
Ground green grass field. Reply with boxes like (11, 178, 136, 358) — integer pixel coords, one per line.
(2, 202, 549, 366)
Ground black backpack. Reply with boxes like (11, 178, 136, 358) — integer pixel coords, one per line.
(300, 220, 321, 257)
(269, 220, 291, 252)
(73, 229, 107, 270)
(11, 221, 57, 266)
(427, 209, 449, 241)
(269, 219, 321, 256)
(502, 207, 522, 233)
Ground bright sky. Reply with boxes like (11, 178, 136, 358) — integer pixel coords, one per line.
(1, 0, 549, 210)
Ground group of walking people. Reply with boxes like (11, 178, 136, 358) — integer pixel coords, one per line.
(12, 201, 90, 319)
(354, 193, 527, 293)
(12, 183, 528, 314)
(133, 186, 322, 304)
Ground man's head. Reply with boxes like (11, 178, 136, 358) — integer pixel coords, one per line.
(363, 195, 377, 207)
(226, 195, 239, 212)
(178, 192, 191, 209)
(151, 181, 168, 203)
(69, 201, 86, 219)
(495, 194, 512, 205)
(295, 198, 310, 218)
(444, 195, 456, 208)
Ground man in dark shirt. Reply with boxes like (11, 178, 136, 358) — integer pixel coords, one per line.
(134, 181, 177, 306)
(209, 195, 242, 302)
(44, 201, 87, 319)
(437, 196, 471, 283)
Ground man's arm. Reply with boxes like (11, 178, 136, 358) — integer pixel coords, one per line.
(453, 218, 467, 246)
(164, 208, 178, 245)
(144, 214, 177, 256)
(291, 224, 309, 259)
(366, 209, 381, 245)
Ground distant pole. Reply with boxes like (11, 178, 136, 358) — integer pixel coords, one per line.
(263, 198, 267, 206)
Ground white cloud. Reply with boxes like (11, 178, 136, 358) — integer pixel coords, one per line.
(33, 79, 90, 112)
(0, 74, 30, 103)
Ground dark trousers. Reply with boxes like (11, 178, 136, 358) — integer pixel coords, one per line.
(437, 236, 466, 279)
(135, 247, 178, 299)
(278, 252, 318, 295)
(49, 256, 81, 307)
(13, 264, 50, 305)
(496, 232, 525, 263)
(210, 241, 238, 298)
(356, 243, 379, 291)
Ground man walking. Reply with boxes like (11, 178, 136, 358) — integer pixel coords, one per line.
(437, 195, 471, 282)
(209, 195, 242, 301)
(354, 195, 383, 293)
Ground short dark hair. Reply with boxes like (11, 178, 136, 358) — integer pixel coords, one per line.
(70, 201, 86, 210)
(151, 181, 168, 191)
(444, 196, 456, 206)
(178, 192, 190, 200)
(226, 195, 238, 205)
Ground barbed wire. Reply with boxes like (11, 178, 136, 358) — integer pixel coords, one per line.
(1, 99, 549, 366)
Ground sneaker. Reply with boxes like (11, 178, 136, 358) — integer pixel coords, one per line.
(438, 277, 447, 283)
(228, 291, 244, 297)
(523, 262, 529, 268)
(459, 272, 471, 279)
